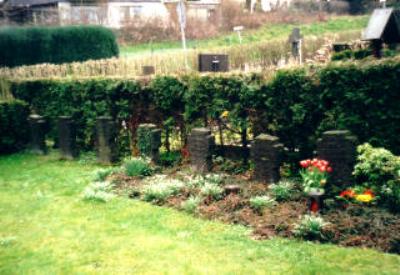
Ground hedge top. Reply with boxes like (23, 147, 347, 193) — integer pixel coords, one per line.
(0, 25, 119, 68)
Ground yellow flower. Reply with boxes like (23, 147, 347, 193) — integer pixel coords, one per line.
(320, 179, 327, 186)
(355, 194, 373, 203)
(221, 110, 229, 118)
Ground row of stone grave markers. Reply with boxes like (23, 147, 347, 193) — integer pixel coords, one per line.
(28, 115, 357, 186)
(187, 127, 358, 187)
(28, 115, 163, 165)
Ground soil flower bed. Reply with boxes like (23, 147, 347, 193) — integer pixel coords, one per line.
(106, 164, 400, 255)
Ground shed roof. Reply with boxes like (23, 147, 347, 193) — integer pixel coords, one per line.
(362, 8, 400, 43)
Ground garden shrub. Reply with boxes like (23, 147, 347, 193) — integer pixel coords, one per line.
(249, 195, 276, 212)
(269, 180, 296, 201)
(353, 143, 400, 212)
(200, 183, 224, 200)
(159, 151, 182, 167)
(141, 175, 184, 203)
(82, 181, 115, 202)
(124, 158, 153, 177)
(293, 214, 330, 241)
(0, 100, 30, 154)
(181, 196, 201, 214)
(0, 26, 119, 67)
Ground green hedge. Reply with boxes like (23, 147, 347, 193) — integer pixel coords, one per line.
(0, 100, 30, 154)
(9, 58, 400, 163)
(0, 26, 119, 68)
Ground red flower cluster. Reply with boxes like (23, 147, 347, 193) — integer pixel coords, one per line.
(300, 158, 333, 173)
(339, 189, 356, 199)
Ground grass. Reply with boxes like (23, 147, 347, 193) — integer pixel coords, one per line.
(120, 16, 368, 56)
(0, 152, 400, 274)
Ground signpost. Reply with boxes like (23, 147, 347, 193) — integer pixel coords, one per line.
(177, 0, 188, 69)
(233, 26, 244, 44)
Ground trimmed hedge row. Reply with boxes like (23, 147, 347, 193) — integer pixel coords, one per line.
(0, 100, 30, 154)
(0, 26, 119, 68)
(9, 58, 400, 163)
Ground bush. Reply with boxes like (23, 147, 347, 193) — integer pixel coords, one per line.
(0, 100, 30, 154)
(141, 175, 184, 203)
(82, 181, 115, 202)
(249, 195, 276, 212)
(353, 143, 400, 212)
(125, 158, 153, 177)
(200, 184, 224, 200)
(181, 196, 202, 214)
(93, 167, 121, 182)
(159, 151, 182, 167)
(0, 25, 119, 67)
(269, 180, 296, 201)
(293, 214, 330, 240)
(10, 57, 400, 164)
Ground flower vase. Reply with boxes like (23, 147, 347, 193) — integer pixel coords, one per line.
(307, 188, 325, 213)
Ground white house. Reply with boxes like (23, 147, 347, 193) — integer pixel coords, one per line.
(1, 0, 222, 28)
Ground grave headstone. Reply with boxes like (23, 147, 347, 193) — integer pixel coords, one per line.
(29, 114, 47, 154)
(58, 116, 78, 160)
(96, 116, 118, 164)
(316, 130, 358, 189)
(251, 134, 284, 183)
(198, 54, 229, 72)
(188, 128, 215, 172)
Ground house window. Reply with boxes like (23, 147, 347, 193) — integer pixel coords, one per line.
(119, 6, 130, 22)
(130, 6, 143, 17)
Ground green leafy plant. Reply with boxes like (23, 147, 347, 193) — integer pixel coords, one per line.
(249, 195, 276, 213)
(181, 196, 202, 214)
(124, 158, 153, 177)
(293, 214, 330, 240)
(353, 143, 400, 212)
(269, 180, 296, 201)
(159, 151, 182, 167)
(200, 183, 224, 200)
(82, 181, 115, 202)
(141, 175, 184, 203)
(93, 167, 121, 182)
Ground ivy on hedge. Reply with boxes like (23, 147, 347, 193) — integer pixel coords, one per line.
(0, 100, 30, 154)
(9, 58, 400, 162)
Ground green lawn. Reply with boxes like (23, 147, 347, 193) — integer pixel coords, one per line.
(1, 152, 399, 274)
(120, 16, 368, 56)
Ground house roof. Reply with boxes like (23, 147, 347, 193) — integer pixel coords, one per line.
(362, 8, 400, 43)
(5, 0, 68, 7)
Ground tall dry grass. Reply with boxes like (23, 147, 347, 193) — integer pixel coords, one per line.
(0, 31, 361, 80)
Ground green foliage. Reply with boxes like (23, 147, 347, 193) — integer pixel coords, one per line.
(200, 183, 224, 200)
(93, 167, 121, 182)
(159, 151, 182, 167)
(181, 196, 202, 214)
(331, 49, 373, 61)
(353, 143, 400, 212)
(11, 79, 142, 151)
(10, 57, 400, 166)
(124, 158, 153, 177)
(269, 180, 296, 201)
(82, 181, 115, 202)
(0, 100, 30, 154)
(0, 26, 119, 67)
(249, 195, 276, 212)
(293, 215, 330, 241)
(141, 175, 184, 203)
